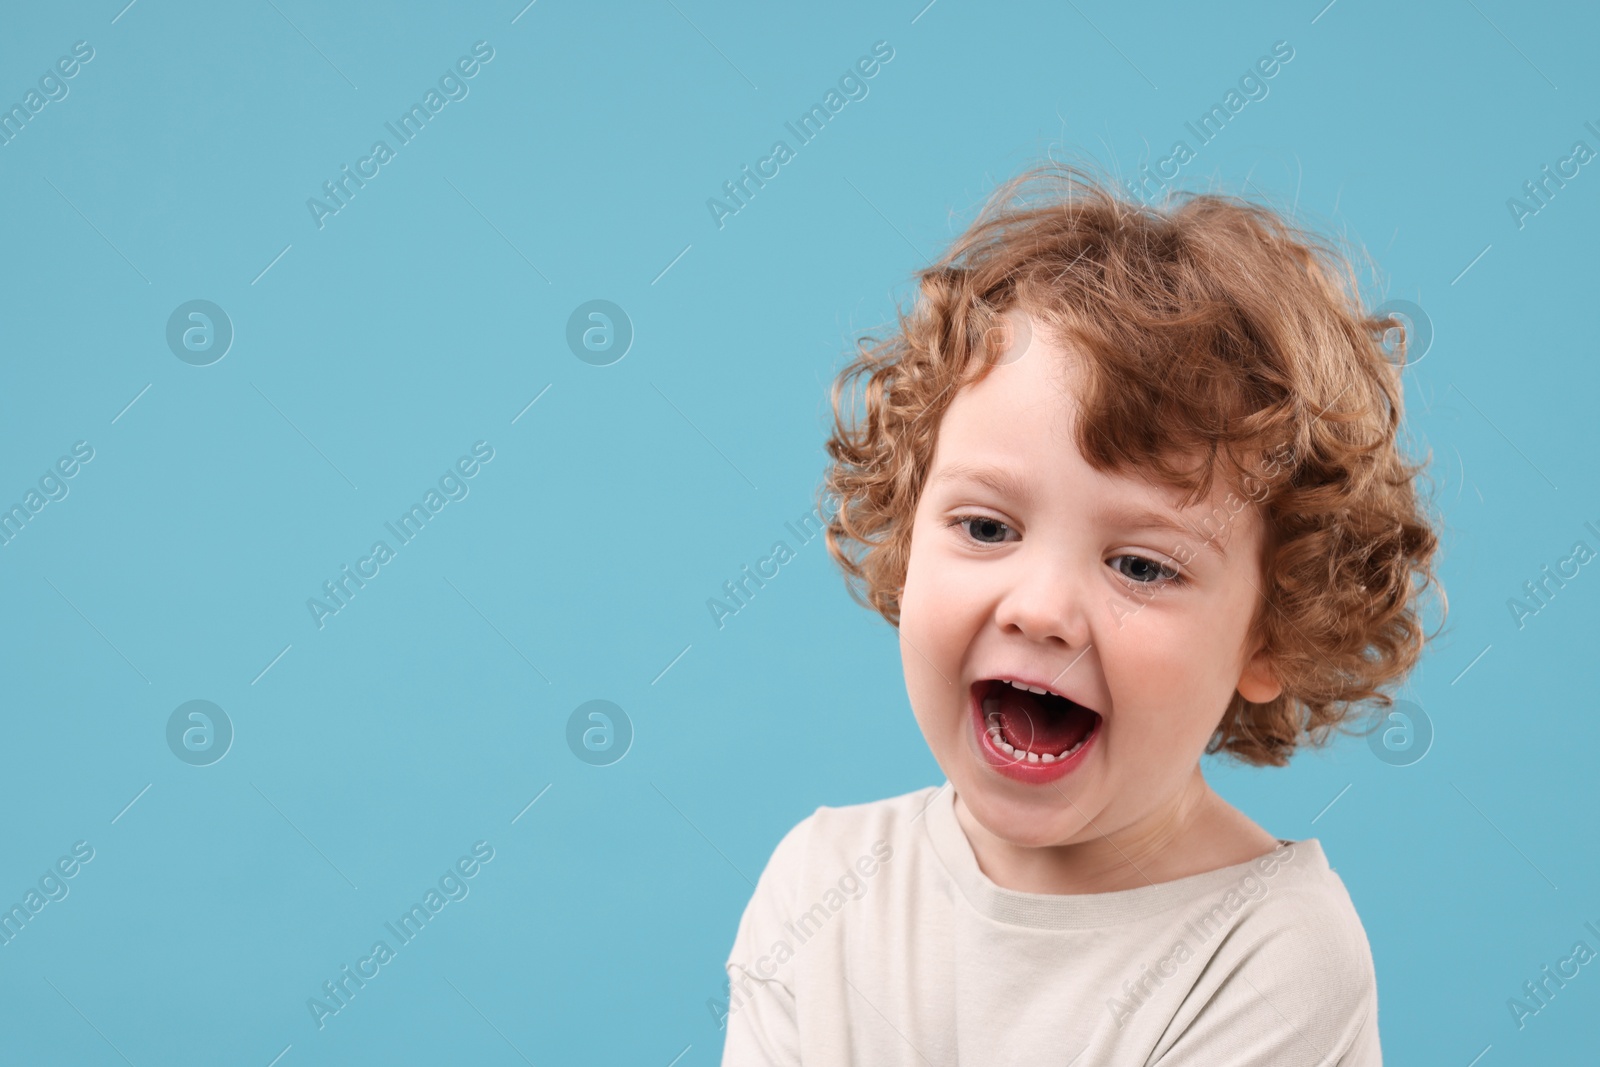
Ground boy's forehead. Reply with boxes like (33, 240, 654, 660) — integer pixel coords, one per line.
(932, 345, 1261, 558)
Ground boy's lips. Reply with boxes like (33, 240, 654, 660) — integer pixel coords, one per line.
(968, 677, 1101, 784)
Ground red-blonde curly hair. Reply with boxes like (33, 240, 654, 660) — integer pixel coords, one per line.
(819, 160, 1447, 767)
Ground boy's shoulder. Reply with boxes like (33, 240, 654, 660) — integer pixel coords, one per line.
(1152, 843, 1380, 1060)
(1162, 837, 1379, 1042)
(751, 784, 944, 895)
(1225, 838, 1376, 951)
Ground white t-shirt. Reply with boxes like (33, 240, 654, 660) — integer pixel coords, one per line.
(720, 782, 1380, 1066)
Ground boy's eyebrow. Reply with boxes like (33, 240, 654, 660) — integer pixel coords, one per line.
(930, 463, 1034, 504)
(1097, 502, 1228, 559)
(929, 463, 1229, 558)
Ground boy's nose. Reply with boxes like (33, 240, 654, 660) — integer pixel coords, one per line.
(992, 555, 1092, 649)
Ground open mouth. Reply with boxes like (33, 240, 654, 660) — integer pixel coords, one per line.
(971, 677, 1101, 774)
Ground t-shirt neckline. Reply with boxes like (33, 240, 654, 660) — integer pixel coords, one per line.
(921, 781, 1327, 929)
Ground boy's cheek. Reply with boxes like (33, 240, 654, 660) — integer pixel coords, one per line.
(899, 572, 968, 641)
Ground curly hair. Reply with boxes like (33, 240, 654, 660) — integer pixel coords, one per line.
(818, 159, 1447, 767)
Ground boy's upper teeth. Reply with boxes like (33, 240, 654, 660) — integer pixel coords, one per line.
(1007, 679, 1050, 696)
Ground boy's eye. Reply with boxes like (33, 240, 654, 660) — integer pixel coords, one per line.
(1112, 554, 1183, 585)
(952, 515, 1016, 544)
(946, 518, 1185, 585)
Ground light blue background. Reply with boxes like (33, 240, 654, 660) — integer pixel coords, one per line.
(1, 1, 1596, 1063)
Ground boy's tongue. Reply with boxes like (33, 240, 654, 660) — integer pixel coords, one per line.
(993, 684, 1097, 752)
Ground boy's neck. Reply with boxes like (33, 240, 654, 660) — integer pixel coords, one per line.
(951, 766, 1278, 895)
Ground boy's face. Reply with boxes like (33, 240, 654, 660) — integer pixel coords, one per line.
(898, 312, 1281, 851)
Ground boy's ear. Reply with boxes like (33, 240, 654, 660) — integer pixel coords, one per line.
(1236, 641, 1283, 704)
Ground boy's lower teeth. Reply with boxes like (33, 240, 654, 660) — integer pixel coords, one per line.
(983, 699, 1088, 763)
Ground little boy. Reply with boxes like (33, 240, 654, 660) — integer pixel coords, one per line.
(719, 162, 1442, 1065)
